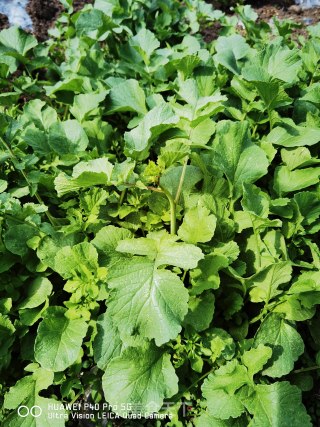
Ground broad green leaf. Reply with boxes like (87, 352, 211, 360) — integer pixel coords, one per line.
(212, 121, 269, 199)
(37, 233, 81, 271)
(55, 158, 114, 196)
(178, 206, 217, 244)
(253, 81, 292, 110)
(92, 225, 132, 263)
(48, 120, 88, 155)
(195, 413, 246, 427)
(4, 369, 53, 409)
(187, 118, 216, 145)
(107, 258, 189, 345)
(19, 301, 49, 327)
(106, 79, 147, 114)
(183, 292, 215, 332)
(202, 360, 248, 419)
(247, 262, 292, 303)
(35, 306, 88, 372)
(289, 271, 320, 294)
(0, 315, 15, 369)
(4, 224, 39, 257)
(176, 79, 226, 124)
(0, 179, 7, 193)
(294, 191, 320, 226)
(75, 9, 116, 39)
(215, 35, 251, 75)
(54, 242, 99, 279)
(241, 382, 311, 427)
(242, 42, 301, 84)
(254, 313, 304, 378)
(22, 99, 58, 130)
(266, 122, 320, 147)
(46, 77, 91, 96)
(93, 312, 125, 370)
(130, 28, 160, 65)
(124, 103, 178, 159)
(242, 344, 272, 378)
(23, 128, 51, 156)
(3, 368, 66, 427)
(102, 344, 178, 416)
(300, 82, 320, 105)
(281, 147, 319, 170)
(116, 230, 203, 269)
(273, 294, 317, 322)
(241, 183, 269, 218)
(202, 328, 235, 363)
(70, 91, 108, 122)
(18, 277, 52, 309)
(273, 166, 320, 194)
(160, 165, 203, 203)
(0, 26, 37, 56)
(190, 242, 239, 294)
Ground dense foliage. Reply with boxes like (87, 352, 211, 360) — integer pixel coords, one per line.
(0, 0, 320, 425)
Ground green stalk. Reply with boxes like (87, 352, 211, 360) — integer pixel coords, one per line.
(293, 366, 320, 374)
(118, 188, 127, 206)
(160, 185, 177, 235)
(174, 156, 189, 204)
(251, 214, 262, 269)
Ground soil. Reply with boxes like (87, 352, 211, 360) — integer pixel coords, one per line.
(0, 0, 318, 41)
(0, 12, 9, 30)
(203, 2, 320, 41)
(26, 0, 94, 40)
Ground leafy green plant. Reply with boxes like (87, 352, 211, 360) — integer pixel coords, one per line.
(0, 1, 320, 426)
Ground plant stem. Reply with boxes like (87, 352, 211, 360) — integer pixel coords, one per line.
(174, 156, 189, 204)
(123, 182, 177, 234)
(119, 188, 126, 206)
(293, 366, 320, 374)
(161, 185, 176, 235)
(63, 104, 69, 121)
(251, 215, 262, 269)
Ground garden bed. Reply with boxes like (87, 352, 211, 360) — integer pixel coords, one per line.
(0, 0, 320, 39)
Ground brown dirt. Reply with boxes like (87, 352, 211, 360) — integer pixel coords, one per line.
(203, 2, 320, 42)
(0, 13, 9, 30)
(26, 0, 94, 40)
(0, 0, 318, 42)
(256, 3, 320, 25)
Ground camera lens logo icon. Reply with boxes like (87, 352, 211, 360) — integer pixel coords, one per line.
(18, 406, 42, 418)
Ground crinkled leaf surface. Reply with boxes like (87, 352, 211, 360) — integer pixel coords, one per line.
(116, 230, 203, 269)
(55, 158, 113, 196)
(106, 79, 147, 114)
(247, 262, 292, 303)
(202, 360, 248, 419)
(48, 120, 89, 155)
(93, 312, 125, 370)
(254, 313, 304, 378)
(124, 103, 178, 159)
(35, 306, 88, 372)
(241, 382, 311, 427)
(102, 344, 178, 416)
(0, 26, 37, 56)
(107, 258, 189, 345)
(212, 121, 269, 199)
(3, 368, 66, 427)
(18, 277, 52, 309)
(178, 206, 217, 244)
